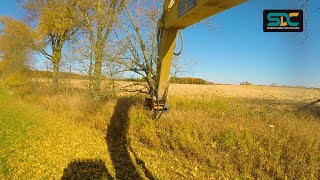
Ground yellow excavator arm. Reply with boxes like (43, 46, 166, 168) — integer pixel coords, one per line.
(145, 0, 247, 117)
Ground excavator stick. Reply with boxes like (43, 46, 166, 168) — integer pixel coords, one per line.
(146, 0, 247, 118)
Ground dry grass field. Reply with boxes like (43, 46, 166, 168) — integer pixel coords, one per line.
(170, 84, 320, 101)
(1, 81, 320, 179)
(36, 78, 320, 101)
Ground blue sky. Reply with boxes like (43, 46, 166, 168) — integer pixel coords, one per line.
(182, 0, 320, 87)
(0, 0, 25, 19)
(1, 0, 320, 87)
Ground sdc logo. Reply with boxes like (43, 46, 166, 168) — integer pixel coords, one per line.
(263, 10, 303, 32)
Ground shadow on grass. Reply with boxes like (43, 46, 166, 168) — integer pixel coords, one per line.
(297, 99, 320, 117)
(251, 97, 320, 118)
(106, 97, 154, 180)
(61, 97, 154, 179)
(61, 159, 113, 180)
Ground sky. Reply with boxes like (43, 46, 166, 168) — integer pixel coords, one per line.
(0, 0, 319, 87)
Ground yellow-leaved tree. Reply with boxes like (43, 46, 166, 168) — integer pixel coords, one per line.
(21, 0, 80, 90)
(0, 17, 33, 95)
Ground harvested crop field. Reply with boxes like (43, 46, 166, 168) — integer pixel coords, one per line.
(170, 84, 320, 101)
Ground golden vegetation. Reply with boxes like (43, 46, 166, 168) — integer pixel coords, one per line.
(0, 17, 32, 96)
(1, 83, 320, 179)
(170, 77, 210, 84)
(0, 0, 319, 179)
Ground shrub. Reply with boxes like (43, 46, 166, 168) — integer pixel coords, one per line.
(240, 81, 252, 85)
(3, 72, 30, 96)
(170, 77, 209, 84)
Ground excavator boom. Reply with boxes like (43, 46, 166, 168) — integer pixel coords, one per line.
(145, 0, 247, 116)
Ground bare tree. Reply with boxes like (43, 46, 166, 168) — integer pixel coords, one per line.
(102, 37, 126, 92)
(76, 0, 127, 98)
(295, 0, 320, 45)
(67, 36, 95, 88)
(171, 56, 198, 78)
(119, 1, 203, 97)
(117, 0, 161, 96)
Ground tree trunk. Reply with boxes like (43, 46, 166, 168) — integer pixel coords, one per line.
(52, 48, 62, 91)
(88, 51, 93, 91)
(92, 49, 103, 98)
(53, 63, 59, 90)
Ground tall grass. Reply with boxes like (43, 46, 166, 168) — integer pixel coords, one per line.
(20, 85, 320, 179)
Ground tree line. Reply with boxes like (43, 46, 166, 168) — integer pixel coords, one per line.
(0, 0, 195, 99)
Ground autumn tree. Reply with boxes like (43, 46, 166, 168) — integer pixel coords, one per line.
(0, 17, 33, 94)
(21, 0, 80, 90)
(119, 0, 214, 97)
(76, 0, 127, 98)
(65, 36, 94, 88)
(117, 0, 160, 96)
(171, 56, 197, 78)
(65, 34, 123, 92)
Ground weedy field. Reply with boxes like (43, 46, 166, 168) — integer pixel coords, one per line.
(1, 83, 320, 179)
